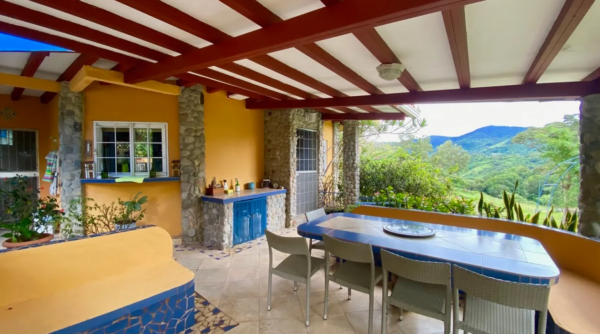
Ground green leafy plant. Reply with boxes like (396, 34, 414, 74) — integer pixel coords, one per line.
(0, 176, 64, 243)
(62, 198, 119, 238)
(374, 186, 476, 215)
(116, 192, 148, 225)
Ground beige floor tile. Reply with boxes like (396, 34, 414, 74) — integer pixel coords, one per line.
(298, 291, 345, 319)
(396, 311, 446, 334)
(174, 250, 207, 260)
(227, 321, 259, 334)
(228, 265, 260, 281)
(222, 279, 261, 299)
(196, 267, 229, 284)
(199, 257, 232, 269)
(260, 295, 303, 320)
(231, 254, 260, 267)
(307, 314, 356, 334)
(218, 297, 260, 322)
(177, 257, 204, 270)
(259, 318, 309, 334)
(296, 274, 326, 293)
(259, 274, 297, 297)
(194, 281, 225, 304)
(345, 310, 405, 334)
(333, 289, 382, 313)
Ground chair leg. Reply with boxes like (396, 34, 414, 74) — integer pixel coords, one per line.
(381, 273, 388, 334)
(398, 308, 403, 321)
(348, 288, 351, 300)
(267, 272, 272, 311)
(294, 281, 298, 293)
(368, 291, 374, 334)
(305, 279, 311, 326)
(323, 277, 329, 320)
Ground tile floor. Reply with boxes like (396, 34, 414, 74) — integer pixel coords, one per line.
(175, 229, 449, 334)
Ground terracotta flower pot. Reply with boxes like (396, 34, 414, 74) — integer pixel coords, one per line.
(1, 233, 54, 249)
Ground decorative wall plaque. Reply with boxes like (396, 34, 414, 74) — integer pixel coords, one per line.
(1, 107, 16, 120)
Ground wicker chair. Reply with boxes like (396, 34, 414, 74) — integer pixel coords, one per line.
(322, 234, 383, 334)
(380, 250, 452, 334)
(305, 208, 326, 252)
(452, 266, 551, 334)
(265, 230, 325, 326)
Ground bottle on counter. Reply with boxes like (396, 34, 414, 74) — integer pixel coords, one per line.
(235, 178, 240, 192)
(223, 179, 228, 190)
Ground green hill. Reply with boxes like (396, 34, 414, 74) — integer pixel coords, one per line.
(429, 125, 533, 155)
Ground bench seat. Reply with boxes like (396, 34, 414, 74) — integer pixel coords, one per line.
(549, 270, 600, 334)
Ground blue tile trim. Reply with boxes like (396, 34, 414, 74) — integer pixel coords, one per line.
(81, 177, 180, 184)
(51, 279, 195, 334)
(201, 189, 287, 204)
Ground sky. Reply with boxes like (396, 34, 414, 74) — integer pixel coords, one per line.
(0, 33, 69, 51)
(377, 101, 581, 141)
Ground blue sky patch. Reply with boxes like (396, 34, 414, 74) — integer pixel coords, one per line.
(0, 33, 70, 52)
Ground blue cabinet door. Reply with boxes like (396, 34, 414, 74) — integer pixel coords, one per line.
(233, 197, 267, 245)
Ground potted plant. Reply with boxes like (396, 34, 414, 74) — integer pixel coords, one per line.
(115, 192, 148, 230)
(0, 176, 64, 248)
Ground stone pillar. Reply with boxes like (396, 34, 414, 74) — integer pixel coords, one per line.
(58, 82, 84, 209)
(179, 85, 206, 244)
(332, 122, 341, 192)
(579, 94, 600, 238)
(343, 120, 360, 206)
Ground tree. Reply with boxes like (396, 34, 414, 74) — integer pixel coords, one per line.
(398, 137, 433, 160)
(512, 114, 579, 213)
(430, 140, 471, 175)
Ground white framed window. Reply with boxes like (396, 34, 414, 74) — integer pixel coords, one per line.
(94, 121, 168, 177)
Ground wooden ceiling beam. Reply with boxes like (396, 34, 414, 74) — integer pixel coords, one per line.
(522, 0, 595, 84)
(219, 0, 281, 27)
(30, 0, 195, 54)
(442, 6, 470, 88)
(40, 54, 100, 104)
(246, 81, 600, 109)
(205, 86, 222, 94)
(10, 52, 49, 101)
(177, 73, 270, 100)
(115, 0, 230, 44)
(322, 113, 406, 121)
(194, 69, 287, 100)
(583, 67, 600, 82)
(124, 0, 483, 82)
(353, 29, 423, 92)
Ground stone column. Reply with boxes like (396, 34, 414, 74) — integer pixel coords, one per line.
(58, 82, 84, 209)
(332, 122, 341, 192)
(579, 94, 600, 238)
(343, 120, 360, 206)
(179, 85, 206, 244)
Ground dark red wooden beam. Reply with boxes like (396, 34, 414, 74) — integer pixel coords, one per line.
(442, 7, 470, 88)
(219, 0, 281, 27)
(193, 69, 287, 100)
(177, 73, 270, 100)
(10, 52, 49, 101)
(353, 29, 423, 92)
(522, 0, 594, 84)
(30, 0, 195, 54)
(125, 0, 483, 82)
(40, 54, 100, 104)
(583, 67, 600, 82)
(322, 112, 406, 121)
(0, 2, 169, 62)
(115, 0, 230, 44)
(205, 86, 222, 93)
(247, 81, 600, 109)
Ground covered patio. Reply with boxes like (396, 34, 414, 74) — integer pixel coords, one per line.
(1, 0, 600, 333)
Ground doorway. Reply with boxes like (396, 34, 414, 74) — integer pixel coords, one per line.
(296, 129, 318, 215)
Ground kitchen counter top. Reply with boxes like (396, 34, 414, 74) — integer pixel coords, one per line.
(201, 188, 287, 204)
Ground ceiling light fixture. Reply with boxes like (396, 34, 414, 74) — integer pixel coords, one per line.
(377, 63, 406, 81)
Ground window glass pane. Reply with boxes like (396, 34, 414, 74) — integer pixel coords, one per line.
(151, 158, 163, 172)
(98, 143, 116, 158)
(135, 143, 149, 157)
(98, 158, 116, 173)
(115, 128, 130, 142)
(135, 128, 148, 142)
(117, 158, 131, 174)
(150, 143, 163, 157)
(149, 128, 163, 142)
(116, 143, 130, 158)
(100, 127, 115, 142)
(135, 158, 148, 173)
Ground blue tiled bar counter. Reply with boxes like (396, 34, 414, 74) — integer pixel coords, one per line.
(0, 226, 196, 334)
(201, 188, 287, 249)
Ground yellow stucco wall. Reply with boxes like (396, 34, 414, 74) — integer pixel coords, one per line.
(204, 90, 264, 188)
(0, 95, 58, 199)
(323, 120, 333, 176)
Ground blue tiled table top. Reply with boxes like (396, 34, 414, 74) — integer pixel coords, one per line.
(297, 213, 560, 285)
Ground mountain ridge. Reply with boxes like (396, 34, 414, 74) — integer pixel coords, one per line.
(428, 125, 530, 154)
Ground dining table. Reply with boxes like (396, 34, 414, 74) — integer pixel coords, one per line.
(297, 213, 560, 285)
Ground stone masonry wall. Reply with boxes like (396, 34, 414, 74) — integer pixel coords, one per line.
(266, 193, 286, 232)
(203, 201, 233, 249)
(332, 122, 341, 192)
(579, 94, 600, 238)
(58, 82, 84, 236)
(264, 109, 322, 227)
(343, 120, 360, 206)
(179, 85, 206, 244)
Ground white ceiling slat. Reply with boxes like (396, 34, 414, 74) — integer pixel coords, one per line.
(209, 66, 303, 100)
(467, 0, 565, 88)
(82, 0, 211, 49)
(228, 94, 249, 100)
(539, 1, 600, 83)
(35, 52, 82, 80)
(0, 15, 157, 63)
(92, 59, 119, 70)
(373, 106, 402, 113)
(163, 0, 260, 38)
(315, 33, 408, 94)
(0, 52, 30, 71)
(377, 12, 458, 91)
(257, 0, 324, 20)
(4, 0, 179, 56)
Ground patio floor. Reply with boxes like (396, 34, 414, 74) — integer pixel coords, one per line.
(174, 228, 447, 334)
